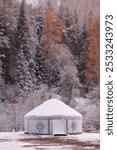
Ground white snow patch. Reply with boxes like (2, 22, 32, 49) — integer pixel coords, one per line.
(74, 97, 89, 109)
(68, 132, 100, 142)
(33, 145, 74, 150)
(0, 132, 45, 140)
(0, 132, 99, 142)
(83, 147, 95, 150)
(0, 141, 34, 150)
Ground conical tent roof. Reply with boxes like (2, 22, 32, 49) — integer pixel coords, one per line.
(25, 99, 82, 119)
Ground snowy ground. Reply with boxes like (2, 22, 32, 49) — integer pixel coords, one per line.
(0, 132, 100, 150)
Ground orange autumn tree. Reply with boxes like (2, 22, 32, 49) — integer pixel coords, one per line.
(41, 7, 65, 87)
(41, 7, 64, 56)
(53, 18, 64, 43)
(41, 8, 54, 54)
(85, 19, 100, 85)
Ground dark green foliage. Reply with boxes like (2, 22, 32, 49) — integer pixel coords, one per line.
(14, 0, 33, 90)
(35, 15, 44, 41)
(35, 48, 48, 85)
(63, 24, 88, 84)
(15, 0, 31, 61)
(34, 46, 60, 87)
(0, 3, 11, 84)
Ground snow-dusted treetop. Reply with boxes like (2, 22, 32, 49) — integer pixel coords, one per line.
(25, 99, 82, 118)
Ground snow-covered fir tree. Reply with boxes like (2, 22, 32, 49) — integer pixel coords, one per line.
(0, 3, 10, 49)
(63, 23, 88, 84)
(14, 0, 34, 90)
(0, 54, 6, 103)
(0, 56, 4, 98)
(15, 0, 31, 61)
(35, 14, 44, 42)
(35, 48, 48, 85)
(74, 24, 88, 84)
(0, 2, 11, 84)
(16, 48, 33, 91)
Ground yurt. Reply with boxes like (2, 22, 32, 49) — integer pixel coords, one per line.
(24, 99, 83, 135)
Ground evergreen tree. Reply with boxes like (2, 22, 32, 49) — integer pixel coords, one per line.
(2, 0, 20, 85)
(14, 0, 34, 90)
(16, 48, 33, 91)
(0, 55, 4, 101)
(15, 0, 31, 61)
(0, 56, 4, 88)
(0, 2, 11, 84)
(35, 48, 48, 85)
(59, 5, 73, 28)
(75, 24, 88, 84)
(35, 14, 44, 42)
(63, 24, 88, 84)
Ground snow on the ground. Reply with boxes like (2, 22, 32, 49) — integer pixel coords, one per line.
(0, 141, 75, 150)
(0, 140, 34, 150)
(67, 132, 100, 142)
(0, 132, 35, 140)
(0, 132, 100, 150)
(82, 147, 95, 150)
(0, 132, 99, 142)
(31, 145, 75, 150)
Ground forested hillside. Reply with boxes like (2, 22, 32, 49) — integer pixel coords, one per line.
(0, 0, 100, 132)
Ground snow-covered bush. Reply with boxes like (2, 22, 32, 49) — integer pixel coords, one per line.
(74, 87, 100, 132)
(0, 84, 52, 131)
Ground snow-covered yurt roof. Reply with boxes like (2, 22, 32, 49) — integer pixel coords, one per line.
(25, 99, 82, 119)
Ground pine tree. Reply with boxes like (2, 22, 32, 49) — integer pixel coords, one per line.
(0, 56, 4, 88)
(0, 2, 11, 84)
(75, 24, 88, 83)
(15, 0, 31, 61)
(63, 24, 88, 84)
(28, 3, 44, 50)
(0, 0, 20, 85)
(35, 14, 44, 42)
(35, 48, 48, 85)
(14, 0, 34, 90)
(0, 55, 4, 101)
(16, 49, 33, 91)
(59, 5, 73, 28)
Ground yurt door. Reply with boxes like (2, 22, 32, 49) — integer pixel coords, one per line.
(52, 119, 66, 135)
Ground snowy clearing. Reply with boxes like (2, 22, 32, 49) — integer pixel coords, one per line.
(0, 132, 100, 150)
